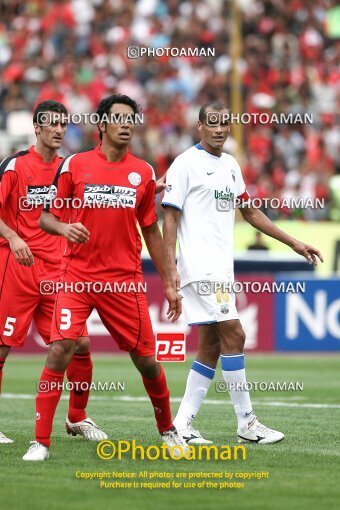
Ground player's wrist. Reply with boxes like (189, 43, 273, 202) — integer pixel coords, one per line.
(6, 230, 20, 243)
(57, 222, 68, 237)
(163, 281, 177, 292)
(287, 237, 298, 249)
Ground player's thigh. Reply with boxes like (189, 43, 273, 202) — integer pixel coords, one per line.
(215, 319, 246, 353)
(51, 291, 93, 342)
(35, 293, 90, 348)
(95, 291, 154, 356)
(0, 248, 39, 347)
(33, 293, 56, 345)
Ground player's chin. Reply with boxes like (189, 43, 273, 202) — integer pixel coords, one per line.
(210, 139, 225, 148)
(115, 137, 131, 146)
(50, 139, 63, 149)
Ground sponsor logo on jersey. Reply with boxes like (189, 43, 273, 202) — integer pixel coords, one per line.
(166, 184, 172, 192)
(25, 185, 51, 204)
(128, 172, 141, 186)
(83, 183, 137, 208)
(214, 185, 235, 201)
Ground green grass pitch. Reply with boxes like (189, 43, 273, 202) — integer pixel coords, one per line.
(0, 354, 339, 510)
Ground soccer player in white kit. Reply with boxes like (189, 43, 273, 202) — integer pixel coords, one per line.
(162, 101, 323, 444)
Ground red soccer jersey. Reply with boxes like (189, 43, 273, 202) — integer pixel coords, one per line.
(0, 146, 64, 264)
(47, 144, 157, 283)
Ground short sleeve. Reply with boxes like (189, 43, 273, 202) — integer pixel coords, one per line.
(233, 159, 251, 206)
(0, 157, 17, 211)
(44, 155, 74, 219)
(137, 179, 158, 228)
(161, 157, 189, 211)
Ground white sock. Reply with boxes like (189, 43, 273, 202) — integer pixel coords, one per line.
(174, 360, 215, 429)
(221, 353, 254, 430)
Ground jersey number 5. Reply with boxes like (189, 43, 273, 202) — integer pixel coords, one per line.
(3, 317, 16, 336)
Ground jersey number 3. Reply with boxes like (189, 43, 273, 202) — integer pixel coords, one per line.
(60, 308, 72, 331)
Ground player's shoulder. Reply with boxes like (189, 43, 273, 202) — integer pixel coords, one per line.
(0, 149, 30, 175)
(169, 145, 197, 169)
(176, 145, 197, 161)
(221, 151, 241, 169)
(57, 147, 95, 174)
(68, 147, 95, 164)
(126, 152, 156, 181)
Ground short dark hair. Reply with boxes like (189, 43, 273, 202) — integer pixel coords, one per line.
(33, 100, 68, 124)
(96, 94, 141, 140)
(198, 101, 229, 123)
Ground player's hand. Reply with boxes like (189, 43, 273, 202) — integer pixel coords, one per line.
(290, 241, 324, 266)
(164, 285, 182, 322)
(9, 235, 34, 266)
(155, 174, 166, 194)
(61, 223, 90, 244)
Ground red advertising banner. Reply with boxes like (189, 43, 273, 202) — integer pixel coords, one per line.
(13, 274, 274, 353)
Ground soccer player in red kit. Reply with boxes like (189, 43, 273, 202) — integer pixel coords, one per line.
(23, 95, 187, 461)
(0, 101, 107, 445)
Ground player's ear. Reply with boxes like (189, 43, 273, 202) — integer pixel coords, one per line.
(197, 120, 202, 134)
(98, 122, 106, 134)
(33, 122, 41, 136)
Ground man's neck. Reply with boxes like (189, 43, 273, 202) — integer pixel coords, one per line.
(34, 142, 57, 163)
(199, 140, 222, 158)
(100, 140, 128, 162)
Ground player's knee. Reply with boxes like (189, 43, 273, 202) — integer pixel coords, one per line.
(220, 324, 246, 352)
(0, 345, 11, 360)
(75, 336, 90, 354)
(137, 359, 159, 379)
(46, 340, 75, 370)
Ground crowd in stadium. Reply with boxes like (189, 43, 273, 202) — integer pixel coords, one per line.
(0, 0, 339, 220)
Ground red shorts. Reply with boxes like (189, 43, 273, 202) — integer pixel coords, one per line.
(0, 247, 87, 347)
(51, 288, 154, 356)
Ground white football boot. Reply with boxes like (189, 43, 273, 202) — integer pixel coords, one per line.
(23, 441, 49, 461)
(65, 416, 108, 441)
(161, 426, 190, 458)
(0, 431, 13, 444)
(173, 419, 213, 445)
(237, 416, 284, 444)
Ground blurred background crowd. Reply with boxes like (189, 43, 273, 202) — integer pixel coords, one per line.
(0, 0, 339, 220)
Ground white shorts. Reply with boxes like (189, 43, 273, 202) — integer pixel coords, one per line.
(181, 281, 239, 325)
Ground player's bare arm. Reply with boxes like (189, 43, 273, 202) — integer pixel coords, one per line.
(0, 217, 34, 266)
(162, 206, 181, 289)
(240, 206, 324, 266)
(141, 221, 182, 322)
(39, 211, 90, 243)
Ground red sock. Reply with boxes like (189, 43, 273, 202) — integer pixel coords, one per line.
(0, 358, 5, 394)
(36, 367, 64, 447)
(66, 352, 92, 423)
(142, 365, 173, 433)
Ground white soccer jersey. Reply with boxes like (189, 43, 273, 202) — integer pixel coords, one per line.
(162, 144, 250, 287)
